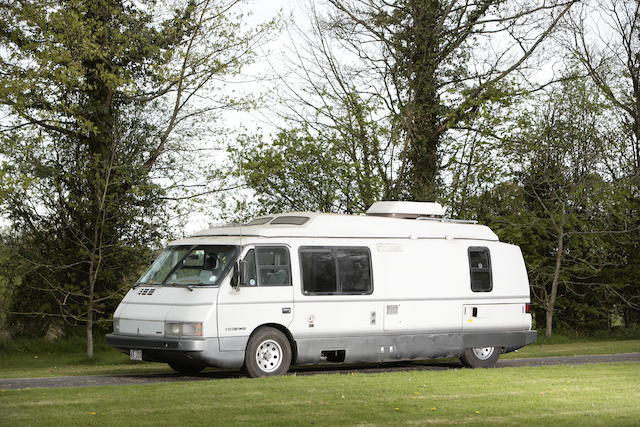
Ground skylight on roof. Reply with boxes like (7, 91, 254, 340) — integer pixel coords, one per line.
(270, 216, 310, 225)
(246, 217, 273, 226)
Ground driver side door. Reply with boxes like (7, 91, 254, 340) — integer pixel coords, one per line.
(217, 245, 294, 351)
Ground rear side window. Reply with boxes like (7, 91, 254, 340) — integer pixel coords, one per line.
(300, 246, 372, 295)
(468, 247, 492, 292)
(242, 247, 291, 286)
(300, 249, 336, 293)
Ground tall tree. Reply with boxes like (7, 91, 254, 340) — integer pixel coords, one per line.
(241, 0, 577, 211)
(0, 0, 270, 357)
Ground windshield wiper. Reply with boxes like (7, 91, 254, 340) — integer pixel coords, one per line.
(133, 281, 161, 289)
(165, 281, 204, 291)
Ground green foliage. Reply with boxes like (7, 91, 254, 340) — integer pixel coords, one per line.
(0, 0, 266, 351)
(471, 76, 638, 335)
(0, 237, 20, 338)
(234, 124, 387, 217)
(0, 0, 180, 338)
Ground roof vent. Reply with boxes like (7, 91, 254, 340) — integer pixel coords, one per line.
(366, 201, 445, 219)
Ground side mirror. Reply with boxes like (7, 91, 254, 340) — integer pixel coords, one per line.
(230, 260, 246, 289)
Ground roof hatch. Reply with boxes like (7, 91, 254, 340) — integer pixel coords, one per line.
(366, 201, 445, 219)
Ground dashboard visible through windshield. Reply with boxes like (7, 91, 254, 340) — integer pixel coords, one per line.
(137, 245, 238, 287)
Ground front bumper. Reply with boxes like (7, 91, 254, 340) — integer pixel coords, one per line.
(105, 333, 245, 368)
(106, 333, 205, 352)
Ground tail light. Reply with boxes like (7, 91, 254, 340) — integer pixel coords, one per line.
(525, 303, 532, 313)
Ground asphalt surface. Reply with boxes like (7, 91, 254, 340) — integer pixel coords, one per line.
(1, 352, 638, 390)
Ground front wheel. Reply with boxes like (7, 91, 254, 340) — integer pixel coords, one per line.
(244, 327, 292, 378)
(460, 346, 500, 368)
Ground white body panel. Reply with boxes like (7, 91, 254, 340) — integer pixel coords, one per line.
(217, 277, 294, 350)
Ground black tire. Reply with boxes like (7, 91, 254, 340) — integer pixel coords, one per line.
(460, 346, 500, 368)
(244, 327, 292, 378)
(168, 362, 205, 375)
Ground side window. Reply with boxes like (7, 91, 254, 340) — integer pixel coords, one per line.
(300, 246, 372, 295)
(301, 249, 337, 293)
(256, 247, 291, 286)
(468, 247, 492, 292)
(338, 248, 371, 293)
(242, 249, 258, 286)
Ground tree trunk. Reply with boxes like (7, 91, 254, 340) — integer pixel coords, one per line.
(86, 261, 96, 360)
(86, 305, 94, 360)
(396, 0, 441, 201)
(546, 228, 565, 337)
(545, 308, 554, 338)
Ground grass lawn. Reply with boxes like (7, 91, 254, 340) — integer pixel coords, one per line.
(501, 337, 640, 359)
(0, 335, 638, 379)
(0, 338, 169, 379)
(1, 362, 638, 426)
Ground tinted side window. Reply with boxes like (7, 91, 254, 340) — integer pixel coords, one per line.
(338, 248, 371, 293)
(468, 247, 492, 292)
(257, 247, 291, 286)
(300, 247, 372, 295)
(301, 249, 337, 293)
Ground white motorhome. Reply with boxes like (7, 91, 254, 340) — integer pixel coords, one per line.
(107, 201, 536, 377)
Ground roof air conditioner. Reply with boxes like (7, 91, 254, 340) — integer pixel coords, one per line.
(366, 201, 445, 219)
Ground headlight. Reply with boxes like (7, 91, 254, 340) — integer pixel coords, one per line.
(113, 318, 120, 333)
(165, 322, 203, 337)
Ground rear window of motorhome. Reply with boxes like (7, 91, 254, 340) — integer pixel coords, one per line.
(300, 247, 372, 295)
(243, 247, 291, 286)
(468, 247, 492, 292)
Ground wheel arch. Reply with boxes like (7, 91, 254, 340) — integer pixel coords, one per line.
(250, 323, 298, 365)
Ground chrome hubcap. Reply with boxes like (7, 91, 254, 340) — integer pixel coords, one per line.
(255, 339, 282, 372)
(472, 347, 495, 360)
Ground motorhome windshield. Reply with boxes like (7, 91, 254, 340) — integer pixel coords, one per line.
(137, 245, 238, 287)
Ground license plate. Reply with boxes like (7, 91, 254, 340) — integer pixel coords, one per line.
(130, 349, 142, 361)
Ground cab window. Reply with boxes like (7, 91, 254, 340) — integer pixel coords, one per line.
(242, 247, 291, 286)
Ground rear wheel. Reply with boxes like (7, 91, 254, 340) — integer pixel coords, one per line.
(168, 362, 205, 375)
(460, 346, 500, 368)
(244, 327, 292, 378)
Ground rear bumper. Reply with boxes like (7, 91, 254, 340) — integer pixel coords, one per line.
(463, 330, 537, 353)
(105, 333, 244, 369)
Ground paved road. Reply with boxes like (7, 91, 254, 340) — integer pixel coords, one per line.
(1, 352, 638, 390)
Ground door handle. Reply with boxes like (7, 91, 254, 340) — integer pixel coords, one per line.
(282, 307, 291, 314)
(472, 307, 478, 317)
